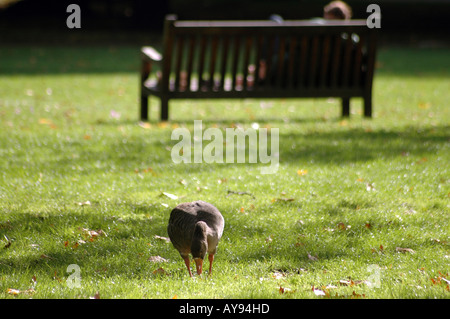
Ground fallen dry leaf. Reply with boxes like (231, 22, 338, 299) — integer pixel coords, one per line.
(396, 247, 416, 254)
(154, 235, 171, 243)
(366, 183, 375, 191)
(4, 239, 11, 249)
(272, 198, 295, 203)
(351, 291, 366, 299)
(312, 288, 327, 296)
(279, 286, 296, 294)
(7, 288, 20, 296)
(339, 279, 369, 287)
(152, 267, 167, 275)
(272, 272, 285, 280)
(90, 291, 101, 299)
(337, 222, 346, 230)
(297, 169, 308, 176)
(38, 118, 52, 125)
(161, 192, 178, 200)
(148, 256, 168, 263)
(7, 288, 35, 296)
(307, 253, 319, 261)
(138, 121, 152, 129)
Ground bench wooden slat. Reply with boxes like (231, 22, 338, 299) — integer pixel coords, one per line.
(185, 36, 195, 91)
(308, 36, 319, 88)
(219, 36, 229, 92)
(319, 35, 331, 88)
(352, 35, 363, 88)
(298, 36, 308, 89)
(287, 36, 297, 89)
(330, 35, 342, 88)
(341, 35, 353, 88)
(174, 36, 183, 91)
(231, 36, 241, 90)
(242, 36, 253, 91)
(254, 35, 263, 87)
(208, 36, 219, 89)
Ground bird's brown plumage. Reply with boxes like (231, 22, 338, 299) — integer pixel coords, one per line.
(168, 201, 224, 276)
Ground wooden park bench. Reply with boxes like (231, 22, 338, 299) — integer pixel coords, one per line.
(140, 15, 377, 121)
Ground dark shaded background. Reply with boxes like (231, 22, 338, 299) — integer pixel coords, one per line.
(0, 0, 449, 45)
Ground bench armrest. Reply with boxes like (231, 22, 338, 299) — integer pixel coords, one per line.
(141, 46, 162, 62)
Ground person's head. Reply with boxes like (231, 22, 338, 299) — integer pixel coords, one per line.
(323, 1, 352, 20)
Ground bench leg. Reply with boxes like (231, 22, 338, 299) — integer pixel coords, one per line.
(341, 98, 350, 117)
(364, 95, 372, 118)
(140, 95, 149, 121)
(161, 98, 169, 121)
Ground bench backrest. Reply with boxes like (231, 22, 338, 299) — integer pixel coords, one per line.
(160, 15, 377, 95)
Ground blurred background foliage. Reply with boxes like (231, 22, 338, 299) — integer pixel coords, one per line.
(0, 0, 449, 45)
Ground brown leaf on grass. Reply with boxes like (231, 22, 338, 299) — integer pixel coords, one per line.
(272, 272, 285, 280)
(138, 121, 152, 129)
(90, 291, 101, 299)
(161, 192, 178, 200)
(311, 286, 329, 297)
(148, 256, 168, 263)
(307, 253, 319, 261)
(152, 267, 167, 275)
(351, 291, 366, 299)
(336, 222, 351, 231)
(80, 228, 107, 241)
(7, 288, 35, 296)
(366, 183, 375, 191)
(339, 279, 369, 287)
(396, 247, 416, 254)
(154, 235, 171, 243)
(279, 286, 296, 294)
(4, 239, 11, 249)
(297, 169, 308, 176)
(272, 198, 295, 203)
(39, 118, 52, 125)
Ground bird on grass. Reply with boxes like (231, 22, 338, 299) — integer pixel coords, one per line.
(168, 201, 224, 277)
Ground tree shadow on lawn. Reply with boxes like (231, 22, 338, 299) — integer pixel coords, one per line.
(276, 124, 448, 165)
(91, 119, 449, 169)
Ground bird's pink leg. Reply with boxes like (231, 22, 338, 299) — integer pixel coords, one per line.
(208, 254, 214, 275)
(183, 256, 193, 277)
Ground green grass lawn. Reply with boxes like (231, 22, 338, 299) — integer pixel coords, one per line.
(0, 45, 448, 299)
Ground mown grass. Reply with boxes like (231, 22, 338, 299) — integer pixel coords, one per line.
(0, 45, 449, 299)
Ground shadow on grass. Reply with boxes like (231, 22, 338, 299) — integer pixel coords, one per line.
(279, 124, 449, 164)
(1, 46, 449, 78)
